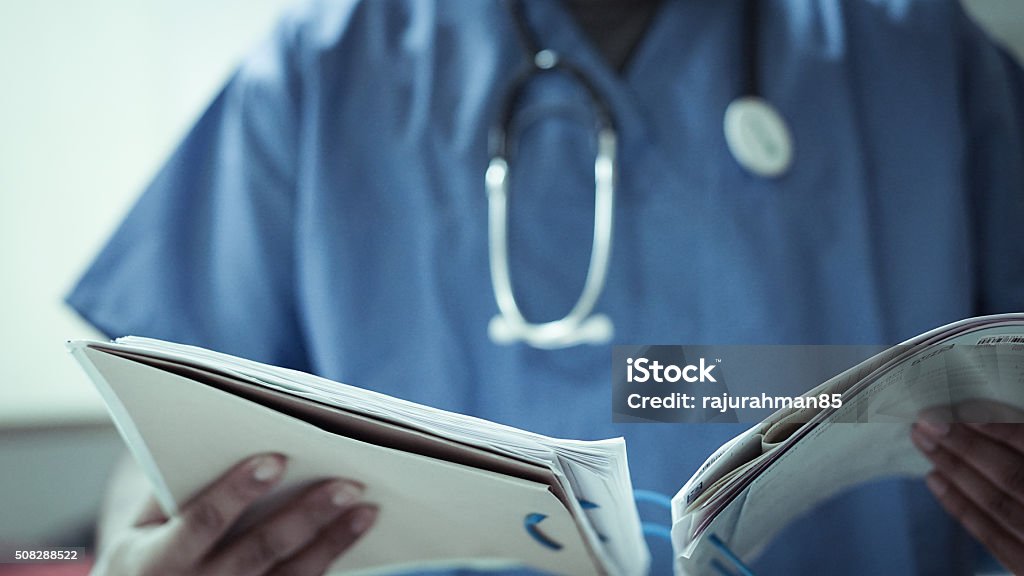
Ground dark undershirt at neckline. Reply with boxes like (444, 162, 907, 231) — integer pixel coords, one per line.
(562, 0, 665, 72)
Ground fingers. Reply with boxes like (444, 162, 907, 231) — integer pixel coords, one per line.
(913, 421, 1024, 503)
(163, 454, 287, 563)
(913, 422, 1024, 573)
(912, 426, 1024, 538)
(270, 505, 379, 576)
(135, 497, 169, 528)
(97, 453, 376, 576)
(970, 422, 1024, 454)
(205, 480, 364, 575)
(923, 472, 1024, 572)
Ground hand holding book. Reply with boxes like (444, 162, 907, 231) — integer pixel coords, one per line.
(70, 313, 1024, 575)
(91, 453, 377, 576)
(672, 314, 1024, 574)
(69, 339, 648, 575)
(912, 403, 1024, 575)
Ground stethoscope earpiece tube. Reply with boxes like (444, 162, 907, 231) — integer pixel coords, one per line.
(485, 0, 620, 349)
(485, 125, 618, 349)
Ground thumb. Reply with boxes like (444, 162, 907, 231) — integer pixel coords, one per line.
(134, 497, 168, 528)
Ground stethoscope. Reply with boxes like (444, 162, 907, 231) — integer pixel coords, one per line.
(486, 0, 794, 349)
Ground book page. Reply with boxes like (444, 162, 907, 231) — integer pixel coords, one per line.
(673, 316, 1024, 574)
(75, 346, 602, 575)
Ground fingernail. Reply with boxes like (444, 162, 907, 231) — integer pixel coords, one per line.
(911, 424, 937, 452)
(252, 455, 285, 482)
(350, 506, 378, 534)
(916, 418, 951, 438)
(926, 473, 948, 497)
(329, 481, 362, 508)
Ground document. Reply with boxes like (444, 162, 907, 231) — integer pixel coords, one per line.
(671, 314, 1024, 575)
(69, 313, 1024, 575)
(69, 339, 648, 576)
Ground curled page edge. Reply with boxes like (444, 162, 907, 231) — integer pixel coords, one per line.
(66, 340, 178, 515)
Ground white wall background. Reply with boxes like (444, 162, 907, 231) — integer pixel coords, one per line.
(0, 0, 298, 427)
(0, 0, 1022, 429)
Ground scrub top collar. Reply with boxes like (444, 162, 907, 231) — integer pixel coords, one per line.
(510, 0, 756, 186)
(508, 0, 669, 147)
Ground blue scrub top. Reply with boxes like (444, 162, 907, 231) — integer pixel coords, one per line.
(69, 0, 1024, 574)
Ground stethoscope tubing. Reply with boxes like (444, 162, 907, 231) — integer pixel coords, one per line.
(486, 0, 620, 348)
(486, 0, 781, 349)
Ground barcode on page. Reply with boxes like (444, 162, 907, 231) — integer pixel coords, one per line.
(977, 335, 1024, 345)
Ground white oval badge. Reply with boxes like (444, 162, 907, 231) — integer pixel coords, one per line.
(723, 96, 794, 178)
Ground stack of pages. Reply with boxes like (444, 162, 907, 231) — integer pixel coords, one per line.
(69, 338, 649, 575)
(672, 314, 1024, 574)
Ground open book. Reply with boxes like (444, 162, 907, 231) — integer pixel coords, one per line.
(68, 339, 648, 575)
(69, 313, 1024, 575)
(672, 313, 1024, 574)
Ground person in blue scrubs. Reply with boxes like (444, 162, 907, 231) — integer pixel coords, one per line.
(68, 0, 1024, 574)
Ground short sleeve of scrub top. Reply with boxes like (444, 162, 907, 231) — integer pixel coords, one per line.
(66, 6, 312, 370)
